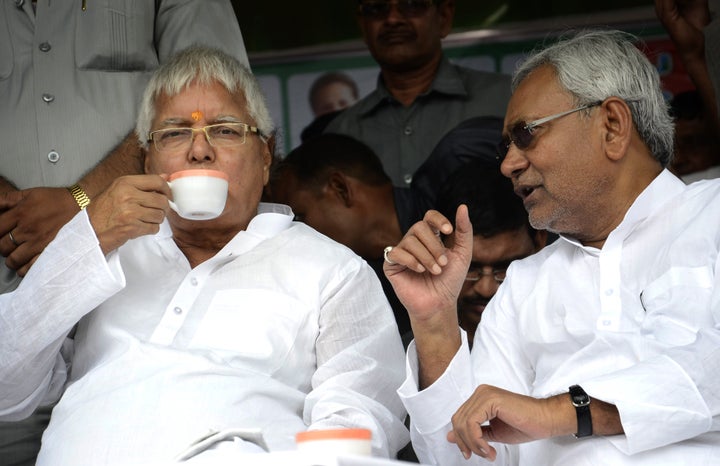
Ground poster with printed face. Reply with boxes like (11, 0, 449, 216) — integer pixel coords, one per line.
(285, 67, 378, 151)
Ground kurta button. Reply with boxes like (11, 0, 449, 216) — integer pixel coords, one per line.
(403, 126, 413, 136)
(173, 307, 183, 315)
(42, 93, 55, 103)
(39, 42, 52, 52)
(403, 173, 413, 185)
(47, 151, 60, 163)
(190, 277, 198, 286)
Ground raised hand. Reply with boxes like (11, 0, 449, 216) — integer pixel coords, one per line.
(655, 0, 710, 58)
(384, 205, 473, 387)
(384, 206, 473, 320)
(87, 174, 173, 255)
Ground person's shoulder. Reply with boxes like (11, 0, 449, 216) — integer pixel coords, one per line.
(277, 222, 366, 264)
(443, 62, 512, 109)
(679, 176, 720, 208)
(449, 62, 512, 85)
(324, 90, 383, 133)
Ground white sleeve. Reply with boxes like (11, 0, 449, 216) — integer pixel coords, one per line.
(398, 332, 517, 466)
(0, 211, 125, 420)
(302, 259, 410, 458)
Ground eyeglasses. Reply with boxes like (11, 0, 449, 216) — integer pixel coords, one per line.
(148, 123, 262, 153)
(496, 100, 603, 162)
(465, 265, 507, 284)
(357, 0, 437, 20)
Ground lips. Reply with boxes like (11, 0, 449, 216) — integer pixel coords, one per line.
(514, 184, 537, 201)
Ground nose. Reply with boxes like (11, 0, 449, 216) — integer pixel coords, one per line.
(500, 144, 529, 179)
(471, 274, 500, 298)
(385, 2, 406, 22)
(188, 128, 216, 163)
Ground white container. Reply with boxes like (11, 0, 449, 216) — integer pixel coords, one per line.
(167, 169, 229, 220)
(296, 428, 372, 463)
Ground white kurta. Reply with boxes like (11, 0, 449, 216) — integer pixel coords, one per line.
(400, 171, 720, 465)
(0, 203, 409, 465)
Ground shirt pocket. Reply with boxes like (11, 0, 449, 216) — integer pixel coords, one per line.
(639, 265, 715, 346)
(74, 0, 158, 71)
(0, 8, 13, 79)
(188, 289, 310, 375)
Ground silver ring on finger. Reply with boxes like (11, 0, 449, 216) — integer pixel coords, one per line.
(383, 246, 396, 265)
(8, 231, 19, 247)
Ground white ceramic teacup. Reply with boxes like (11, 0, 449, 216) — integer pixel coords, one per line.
(295, 428, 372, 464)
(167, 169, 229, 220)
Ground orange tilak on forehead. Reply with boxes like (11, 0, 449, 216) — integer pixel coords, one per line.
(191, 110, 203, 122)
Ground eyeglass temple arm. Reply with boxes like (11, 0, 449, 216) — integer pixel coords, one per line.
(526, 100, 603, 130)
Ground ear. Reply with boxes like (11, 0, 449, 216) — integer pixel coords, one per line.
(261, 135, 275, 186)
(325, 171, 354, 207)
(600, 97, 633, 163)
(438, 0, 456, 38)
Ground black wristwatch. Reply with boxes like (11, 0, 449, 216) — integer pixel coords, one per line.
(568, 384, 592, 438)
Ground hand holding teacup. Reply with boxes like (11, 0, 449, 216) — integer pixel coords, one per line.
(86, 169, 229, 254)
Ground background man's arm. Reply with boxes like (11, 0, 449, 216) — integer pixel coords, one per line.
(656, 0, 719, 129)
(0, 132, 143, 276)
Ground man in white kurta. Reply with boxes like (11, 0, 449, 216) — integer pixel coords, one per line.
(399, 172, 720, 465)
(384, 30, 720, 465)
(0, 47, 408, 465)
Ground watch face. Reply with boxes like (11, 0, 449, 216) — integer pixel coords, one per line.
(569, 385, 590, 406)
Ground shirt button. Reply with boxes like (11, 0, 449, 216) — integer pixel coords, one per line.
(42, 93, 55, 103)
(604, 289, 614, 296)
(173, 307, 183, 315)
(403, 125, 413, 136)
(39, 42, 52, 53)
(190, 277, 198, 286)
(15, 0, 24, 7)
(47, 151, 60, 163)
(403, 174, 413, 185)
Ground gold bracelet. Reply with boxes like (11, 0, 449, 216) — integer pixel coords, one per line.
(67, 184, 91, 210)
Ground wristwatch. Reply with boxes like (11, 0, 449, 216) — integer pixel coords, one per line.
(568, 384, 592, 438)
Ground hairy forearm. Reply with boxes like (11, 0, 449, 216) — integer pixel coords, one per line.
(547, 393, 623, 438)
(77, 132, 145, 198)
(682, 51, 720, 130)
(413, 308, 463, 390)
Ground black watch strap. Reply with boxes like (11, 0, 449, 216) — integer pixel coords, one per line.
(568, 384, 592, 438)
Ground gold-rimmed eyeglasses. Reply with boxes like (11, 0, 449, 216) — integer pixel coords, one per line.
(147, 123, 263, 153)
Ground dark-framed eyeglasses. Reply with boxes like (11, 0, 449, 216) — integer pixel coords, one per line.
(496, 100, 603, 162)
(357, 0, 438, 20)
(465, 265, 507, 284)
(147, 122, 263, 153)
